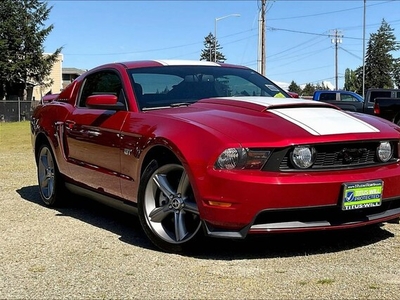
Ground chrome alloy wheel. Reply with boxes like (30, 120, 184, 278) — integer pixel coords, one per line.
(38, 146, 56, 203)
(143, 164, 201, 245)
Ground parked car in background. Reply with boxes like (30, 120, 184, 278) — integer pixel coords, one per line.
(371, 89, 400, 125)
(31, 60, 400, 252)
(312, 90, 372, 114)
(287, 91, 299, 98)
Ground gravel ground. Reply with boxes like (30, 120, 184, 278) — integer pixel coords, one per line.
(1, 136, 400, 299)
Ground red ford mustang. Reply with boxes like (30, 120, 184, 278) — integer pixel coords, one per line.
(31, 60, 400, 252)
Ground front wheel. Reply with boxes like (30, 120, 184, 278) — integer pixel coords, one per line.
(138, 161, 202, 252)
(37, 144, 65, 206)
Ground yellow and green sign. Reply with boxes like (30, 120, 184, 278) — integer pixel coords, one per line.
(342, 180, 383, 210)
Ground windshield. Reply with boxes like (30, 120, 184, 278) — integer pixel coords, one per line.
(129, 66, 289, 110)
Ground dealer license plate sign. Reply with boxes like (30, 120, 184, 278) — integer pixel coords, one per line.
(342, 180, 383, 211)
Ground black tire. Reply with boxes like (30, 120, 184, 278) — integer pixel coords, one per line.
(138, 160, 202, 252)
(36, 144, 66, 206)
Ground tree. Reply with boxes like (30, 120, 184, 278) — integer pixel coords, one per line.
(200, 32, 226, 62)
(362, 19, 399, 90)
(344, 68, 360, 92)
(288, 80, 302, 94)
(315, 82, 330, 90)
(0, 0, 62, 99)
(393, 58, 400, 88)
(301, 83, 315, 96)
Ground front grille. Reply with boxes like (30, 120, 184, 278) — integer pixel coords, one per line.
(303, 144, 376, 169)
(264, 141, 398, 171)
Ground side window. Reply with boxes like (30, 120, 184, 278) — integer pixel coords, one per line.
(78, 71, 125, 108)
(369, 91, 391, 103)
(341, 94, 357, 101)
(319, 93, 336, 101)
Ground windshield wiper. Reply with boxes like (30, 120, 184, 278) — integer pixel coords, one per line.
(170, 102, 192, 108)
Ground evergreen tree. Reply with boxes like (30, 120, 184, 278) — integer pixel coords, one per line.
(315, 82, 330, 90)
(288, 80, 302, 94)
(0, 0, 62, 99)
(393, 58, 400, 88)
(344, 68, 360, 92)
(363, 19, 399, 89)
(353, 66, 364, 94)
(302, 83, 316, 96)
(200, 32, 226, 62)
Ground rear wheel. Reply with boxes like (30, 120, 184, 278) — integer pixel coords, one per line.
(37, 144, 65, 206)
(138, 160, 202, 252)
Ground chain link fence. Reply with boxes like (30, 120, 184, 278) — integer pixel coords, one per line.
(0, 100, 40, 122)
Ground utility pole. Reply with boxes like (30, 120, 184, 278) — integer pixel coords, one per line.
(331, 29, 343, 90)
(205, 36, 212, 61)
(362, 0, 366, 98)
(258, 0, 266, 75)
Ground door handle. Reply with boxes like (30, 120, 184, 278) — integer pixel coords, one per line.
(87, 130, 101, 137)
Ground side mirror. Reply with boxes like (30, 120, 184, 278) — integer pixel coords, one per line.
(86, 94, 125, 110)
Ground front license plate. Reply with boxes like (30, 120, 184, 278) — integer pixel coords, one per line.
(342, 180, 383, 211)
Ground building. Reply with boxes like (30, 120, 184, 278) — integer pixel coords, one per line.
(31, 53, 63, 101)
(62, 67, 86, 89)
(31, 54, 86, 101)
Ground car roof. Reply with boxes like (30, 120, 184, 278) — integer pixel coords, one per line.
(93, 60, 250, 70)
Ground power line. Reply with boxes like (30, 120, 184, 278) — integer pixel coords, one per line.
(299, 76, 345, 87)
(267, 0, 394, 21)
(62, 4, 399, 59)
(267, 47, 332, 70)
(340, 46, 363, 61)
(269, 27, 330, 37)
(269, 64, 332, 77)
(268, 26, 364, 41)
(267, 37, 327, 60)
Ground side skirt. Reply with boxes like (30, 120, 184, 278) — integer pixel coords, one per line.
(65, 182, 138, 215)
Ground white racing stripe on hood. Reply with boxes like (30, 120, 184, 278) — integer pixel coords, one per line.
(271, 107, 380, 135)
(218, 96, 318, 106)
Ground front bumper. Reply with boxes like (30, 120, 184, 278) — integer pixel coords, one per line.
(197, 163, 400, 238)
(203, 199, 400, 239)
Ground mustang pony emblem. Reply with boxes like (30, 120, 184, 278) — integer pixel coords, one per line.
(339, 148, 367, 164)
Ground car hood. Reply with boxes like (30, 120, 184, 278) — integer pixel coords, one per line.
(149, 97, 400, 146)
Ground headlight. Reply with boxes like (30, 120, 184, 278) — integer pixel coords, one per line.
(290, 146, 316, 169)
(376, 141, 392, 162)
(215, 148, 271, 170)
(215, 148, 245, 170)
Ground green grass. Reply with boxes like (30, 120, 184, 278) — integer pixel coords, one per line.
(28, 265, 46, 273)
(317, 278, 335, 285)
(0, 121, 32, 152)
(0, 121, 35, 177)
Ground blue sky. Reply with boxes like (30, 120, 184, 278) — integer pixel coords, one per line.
(44, 0, 400, 89)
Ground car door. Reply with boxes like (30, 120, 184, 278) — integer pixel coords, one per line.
(339, 93, 364, 113)
(64, 70, 129, 198)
